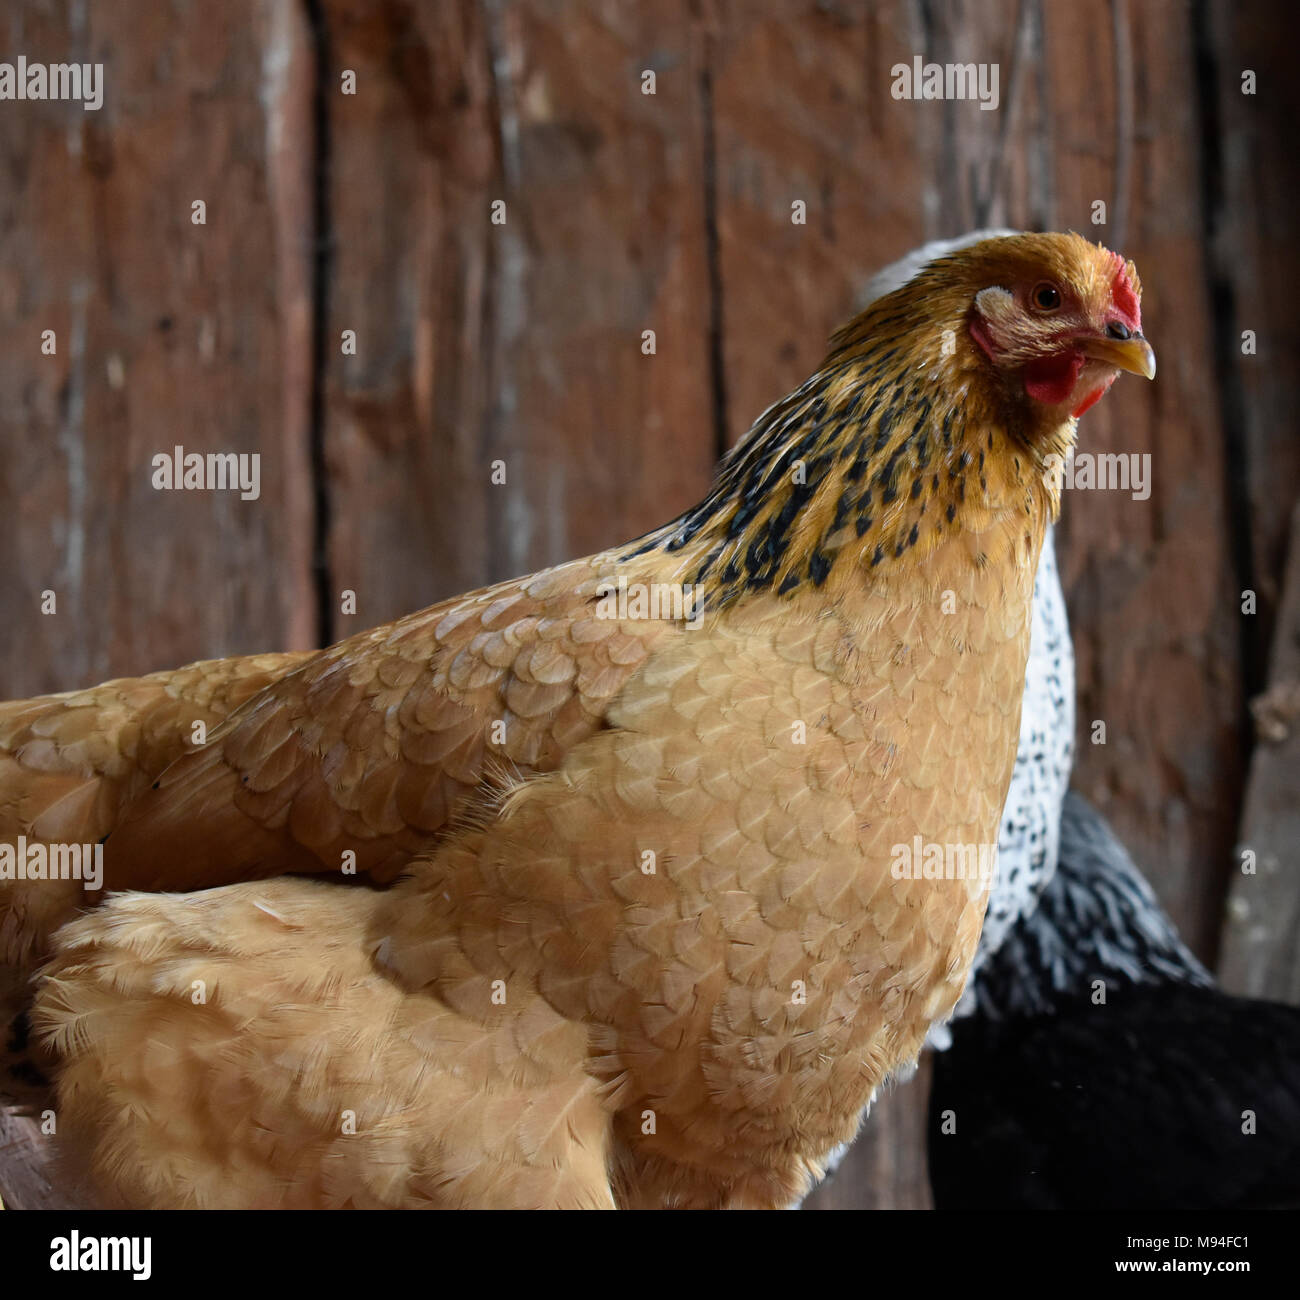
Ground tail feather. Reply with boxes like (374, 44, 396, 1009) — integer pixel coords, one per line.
(32, 875, 614, 1209)
(0, 653, 309, 1098)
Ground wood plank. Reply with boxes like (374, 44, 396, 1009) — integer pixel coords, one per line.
(709, 0, 1003, 446)
(1206, 0, 1300, 673)
(1035, 0, 1241, 961)
(1205, 0, 1300, 996)
(0, 1109, 81, 1211)
(0, 0, 317, 691)
(0, 0, 318, 1210)
(1218, 500, 1300, 1001)
(320, 0, 716, 638)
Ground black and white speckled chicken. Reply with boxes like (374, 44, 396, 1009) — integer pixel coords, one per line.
(929, 790, 1300, 1210)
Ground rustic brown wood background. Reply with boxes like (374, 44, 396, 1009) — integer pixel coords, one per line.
(1, 0, 1296, 1210)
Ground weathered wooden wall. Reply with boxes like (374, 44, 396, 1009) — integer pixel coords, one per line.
(0, 0, 1295, 1211)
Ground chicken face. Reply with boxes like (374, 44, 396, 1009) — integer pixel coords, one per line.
(965, 235, 1155, 419)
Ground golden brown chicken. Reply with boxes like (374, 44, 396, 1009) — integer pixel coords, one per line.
(6, 232, 1154, 1208)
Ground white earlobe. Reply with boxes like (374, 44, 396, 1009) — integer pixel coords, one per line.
(974, 286, 1016, 322)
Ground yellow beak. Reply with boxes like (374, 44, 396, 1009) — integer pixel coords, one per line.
(1079, 334, 1157, 380)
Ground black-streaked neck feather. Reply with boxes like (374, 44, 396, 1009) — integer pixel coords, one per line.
(622, 285, 1072, 610)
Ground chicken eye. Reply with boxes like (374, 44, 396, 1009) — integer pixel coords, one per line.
(1031, 282, 1062, 311)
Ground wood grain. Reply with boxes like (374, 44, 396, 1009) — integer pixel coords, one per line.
(0, 0, 317, 695)
(1219, 501, 1300, 1002)
(319, 0, 716, 638)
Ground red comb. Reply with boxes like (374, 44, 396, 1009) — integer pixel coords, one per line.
(1108, 249, 1141, 330)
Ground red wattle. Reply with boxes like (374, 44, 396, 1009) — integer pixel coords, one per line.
(1023, 352, 1084, 405)
(1071, 373, 1117, 418)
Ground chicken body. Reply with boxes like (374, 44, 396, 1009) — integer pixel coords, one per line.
(8, 233, 1153, 1207)
(40, 535, 1025, 1208)
(40, 551, 1022, 1208)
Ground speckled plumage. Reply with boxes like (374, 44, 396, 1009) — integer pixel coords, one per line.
(7, 233, 1148, 1208)
(967, 523, 1075, 979)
